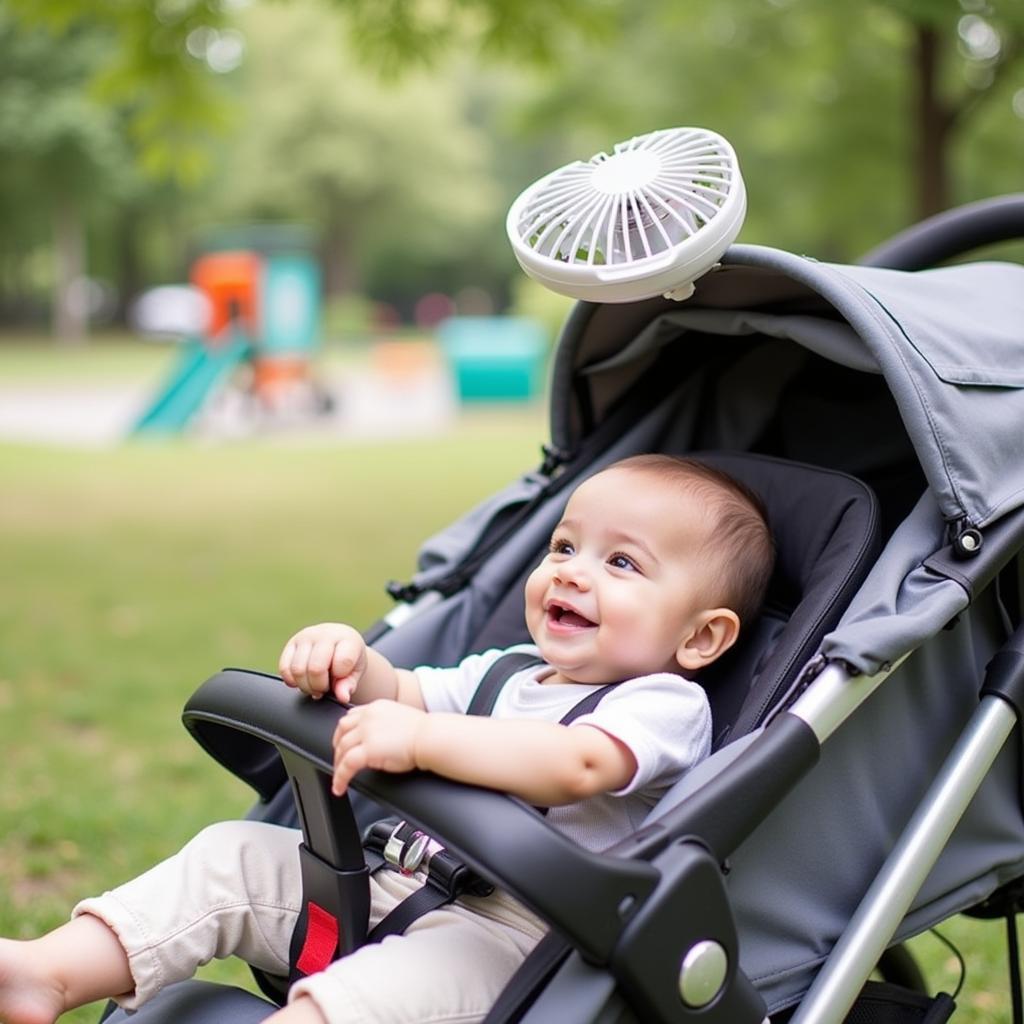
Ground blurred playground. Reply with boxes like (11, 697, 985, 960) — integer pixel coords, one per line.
(0, 224, 558, 445)
(0, 328, 547, 447)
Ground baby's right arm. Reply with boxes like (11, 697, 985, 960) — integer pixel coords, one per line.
(278, 623, 425, 709)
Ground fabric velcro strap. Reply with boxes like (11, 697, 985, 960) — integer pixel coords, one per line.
(295, 901, 340, 976)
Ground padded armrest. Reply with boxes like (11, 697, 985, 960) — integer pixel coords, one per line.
(183, 669, 658, 962)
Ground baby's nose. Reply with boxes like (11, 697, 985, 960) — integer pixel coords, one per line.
(554, 560, 590, 589)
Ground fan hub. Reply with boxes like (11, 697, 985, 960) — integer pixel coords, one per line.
(590, 149, 661, 195)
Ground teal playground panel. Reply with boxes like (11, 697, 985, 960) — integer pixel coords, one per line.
(261, 256, 321, 356)
(438, 317, 547, 402)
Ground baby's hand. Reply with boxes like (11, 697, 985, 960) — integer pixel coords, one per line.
(331, 701, 426, 796)
(278, 623, 366, 703)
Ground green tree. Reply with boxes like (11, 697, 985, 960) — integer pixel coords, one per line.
(896, 0, 1024, 218)
(8, 0, 1024, 331)
(0, 13, 133, 339)
(6, 0, 230, 181)
(0, 2, 231, 338)
(207, 0, 499, 299)
(502, 0, 1024, 258)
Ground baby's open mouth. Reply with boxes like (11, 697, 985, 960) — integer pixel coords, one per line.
(547, 603, 596, 629)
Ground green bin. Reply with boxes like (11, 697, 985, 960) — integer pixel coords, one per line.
(438, 317, 547, 402)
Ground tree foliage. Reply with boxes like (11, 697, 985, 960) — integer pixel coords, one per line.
(5, 0, 230, 182)
(500, 0, 1024, 257)
(3, 0, 1024, 334)
(202, 1, 500, 297)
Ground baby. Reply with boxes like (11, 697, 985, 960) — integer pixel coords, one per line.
(0, 454, 774, 1024)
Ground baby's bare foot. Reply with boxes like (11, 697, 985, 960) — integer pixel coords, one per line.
(0, 937, 66, 1024)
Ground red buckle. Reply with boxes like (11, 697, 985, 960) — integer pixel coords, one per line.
(295, 901, 340, 976)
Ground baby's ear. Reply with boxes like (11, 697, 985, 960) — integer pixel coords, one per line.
(675, 609, 741, 672)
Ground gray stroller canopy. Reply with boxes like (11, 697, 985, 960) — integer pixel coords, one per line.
(547, 245, 1024, 676)
(553, 245, 1024, 532)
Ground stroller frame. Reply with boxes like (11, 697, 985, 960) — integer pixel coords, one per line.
(790, 654, 1019, 1021)
(112, 195, 1024, 1024)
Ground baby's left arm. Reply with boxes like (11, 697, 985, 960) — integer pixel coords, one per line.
(331, 701, 636, 805)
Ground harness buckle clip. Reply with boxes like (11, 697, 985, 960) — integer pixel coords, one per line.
(382, 820, 431, 875)
(366, 817, 494, 898)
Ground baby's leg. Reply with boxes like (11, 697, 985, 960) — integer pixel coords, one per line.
(0, 915, 131, 1024)
(72, 820, 303, 1010)
(1, 820, 303, 1023)
(289, 873, 546, 1024)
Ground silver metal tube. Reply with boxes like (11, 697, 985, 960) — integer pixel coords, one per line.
(382, 590, 442, 629)
(788, 657, 906, 743)
(789, 695, 1019, 1024)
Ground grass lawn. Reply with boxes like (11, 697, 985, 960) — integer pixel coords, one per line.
(0, 339, 1014, 1022)
(0, 417, 548, 1021)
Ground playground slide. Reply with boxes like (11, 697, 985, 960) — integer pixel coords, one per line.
(133, 336, 250, 435)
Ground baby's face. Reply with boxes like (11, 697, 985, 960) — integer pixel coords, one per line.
(524, 467, 719, 685)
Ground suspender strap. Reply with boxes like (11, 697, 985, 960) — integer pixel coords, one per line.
(481, 932, 571, 1024)
(559, 683, 619, 724)
(467, 652, 619, 725)
(467, 653, 545, 716)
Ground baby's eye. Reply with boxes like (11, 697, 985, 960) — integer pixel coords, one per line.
(608, 552, 639, 572)
(549, 537, 575, 556)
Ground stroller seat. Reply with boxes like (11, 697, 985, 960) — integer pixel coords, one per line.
(104, 452, 882, 1024)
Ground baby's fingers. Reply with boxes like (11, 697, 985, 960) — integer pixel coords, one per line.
(332, 742, 367, 796)
(332, 673, 358, 704)
(333, 713, 354, 746)
(287, 638, 319, 694)
(278, 640, 297, 686)
(303, 638, 340, 696)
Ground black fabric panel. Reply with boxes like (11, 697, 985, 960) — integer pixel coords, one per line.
(698, 453, 881, 739)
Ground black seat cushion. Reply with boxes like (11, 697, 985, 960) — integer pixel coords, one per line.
(694, 452, 880, 745)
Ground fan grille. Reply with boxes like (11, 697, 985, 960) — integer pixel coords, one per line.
(512, 127, 738, 268)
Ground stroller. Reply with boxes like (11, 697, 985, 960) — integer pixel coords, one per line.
(106, 193, 1024, 1023)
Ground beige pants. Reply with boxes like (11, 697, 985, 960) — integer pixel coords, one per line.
(74, 820, 546, 1024)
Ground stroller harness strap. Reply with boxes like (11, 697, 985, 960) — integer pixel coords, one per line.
(362, 818, 496, 942)
(467, 651, 620, 816)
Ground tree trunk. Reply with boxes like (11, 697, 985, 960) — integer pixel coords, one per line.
(53, 196, 88, 343)
(319, 226, 360, 299)
(112, 206, 143, 327)
(913, 24, 952, 219)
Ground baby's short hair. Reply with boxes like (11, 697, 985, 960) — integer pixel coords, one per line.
(608, 454, 776, 627)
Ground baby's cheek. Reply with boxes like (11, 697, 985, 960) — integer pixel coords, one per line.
(523, 568, 546, 614)
(603, 615, 657, 665)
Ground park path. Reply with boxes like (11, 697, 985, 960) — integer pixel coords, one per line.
(0, 364, 457, 447)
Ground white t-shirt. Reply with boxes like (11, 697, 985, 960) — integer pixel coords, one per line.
(414, 644, 712, 852)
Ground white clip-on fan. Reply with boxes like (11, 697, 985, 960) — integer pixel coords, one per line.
(506, 127, 745, 303)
